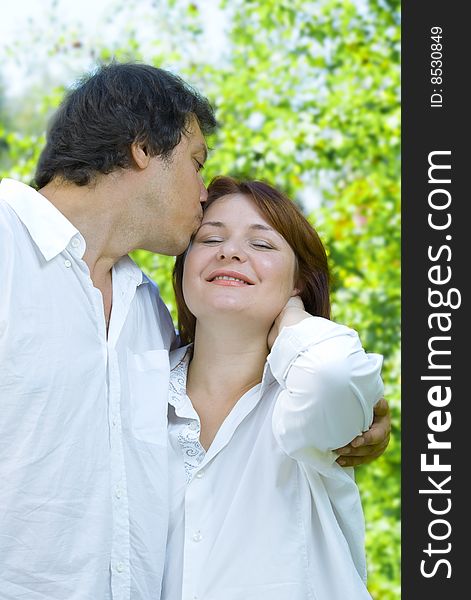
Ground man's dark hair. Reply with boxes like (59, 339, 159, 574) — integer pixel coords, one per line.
(34, 62, 217, 187)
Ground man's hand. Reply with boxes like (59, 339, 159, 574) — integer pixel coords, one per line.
(334, 397, 391, 466)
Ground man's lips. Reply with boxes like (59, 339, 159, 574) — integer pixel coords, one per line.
(206, 270, 255, 286)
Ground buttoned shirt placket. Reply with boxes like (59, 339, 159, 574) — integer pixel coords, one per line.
(63, 235, 133, 599)
(70, 244, 143, 600)
(107, 261, 146, 600)
(169, 354, 275, 600)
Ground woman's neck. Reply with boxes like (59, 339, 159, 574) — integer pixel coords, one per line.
(186, 318, 270, 451)
(187, 318, 269, 404)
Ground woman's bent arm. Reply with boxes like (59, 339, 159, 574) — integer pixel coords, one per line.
(269, 316, 384, 468)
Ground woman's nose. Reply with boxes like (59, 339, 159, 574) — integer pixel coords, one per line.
(217, 241, 247, 262)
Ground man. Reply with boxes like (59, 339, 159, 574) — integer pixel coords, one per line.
(0, 62, 390, 599)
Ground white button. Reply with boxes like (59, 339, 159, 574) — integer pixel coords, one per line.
(115, 487, 122, 499)
(189, 421, 199, 431)
(64, 260, 72, 268)
(116, 562, 124, 573)
(192, 530, 203, 542)
(195, 470, 204, 479)
(112, 416, 118, 427)
(71, 238, 80, 248)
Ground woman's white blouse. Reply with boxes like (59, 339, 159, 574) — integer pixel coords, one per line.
(163, 317, 384, 600)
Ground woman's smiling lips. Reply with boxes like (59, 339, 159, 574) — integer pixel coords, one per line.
(206, 270, 255, 286)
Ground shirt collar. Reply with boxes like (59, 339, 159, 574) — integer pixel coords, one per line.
(168, 345, 278, 466)
(0, 178, 80, 261)
(170, 344, 276, 406)
(169, 345, 193, 410)
(260, 359, 277, 395)
(168, 344, 277, 409)
(114, 255, 149, 286)
(1, 179, 150, 285)
(168, 345, 198, 420)
(170, 344, 193, 371)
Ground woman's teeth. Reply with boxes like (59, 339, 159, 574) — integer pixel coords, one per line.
(213, 276, 249, 284)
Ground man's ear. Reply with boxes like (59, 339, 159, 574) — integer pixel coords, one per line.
(290, 287, 301, 297)
(131, 142, 151, 169)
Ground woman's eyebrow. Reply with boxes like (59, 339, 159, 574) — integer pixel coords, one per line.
(199, 222, 274, 232)
(249, 224, 274, 232)
(199, 221, 225, 229)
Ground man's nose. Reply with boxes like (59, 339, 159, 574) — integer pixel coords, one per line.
(199, 175, 208, 204)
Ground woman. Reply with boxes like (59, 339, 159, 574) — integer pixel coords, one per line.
(162, 176, 384, 600)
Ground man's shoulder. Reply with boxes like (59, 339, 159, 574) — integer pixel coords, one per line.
(128, 266, 177, 348)
(0, 198, 21, 228)
(0, 179, 37, 222)
(0, 200, 27, 251)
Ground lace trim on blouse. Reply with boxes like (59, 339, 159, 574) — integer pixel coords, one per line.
(169, 349, 206, 483)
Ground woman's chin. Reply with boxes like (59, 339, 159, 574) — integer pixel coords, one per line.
(188, 292, 281, 325)
(207, 298, 249, 314)
(195, 302, 278, 330)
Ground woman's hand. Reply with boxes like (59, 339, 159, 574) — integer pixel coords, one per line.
(267, 296, 310, 349)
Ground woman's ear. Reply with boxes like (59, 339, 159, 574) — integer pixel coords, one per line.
(130, 142, 151, 169)
(291, 277, 304, 297)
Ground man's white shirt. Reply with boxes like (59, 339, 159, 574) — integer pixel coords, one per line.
(0, 178, 176, 600)
(164, 317, 384, 600)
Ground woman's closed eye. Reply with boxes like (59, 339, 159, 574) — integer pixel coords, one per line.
(251, 240, 274, 249)
(199, 237, 223, 244)
(198, 238, 275, 249)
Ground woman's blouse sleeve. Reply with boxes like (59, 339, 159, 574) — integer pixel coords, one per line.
(268, 316, 384, 468)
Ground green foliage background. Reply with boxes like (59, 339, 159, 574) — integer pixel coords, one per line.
(1, 0, 400, 597)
